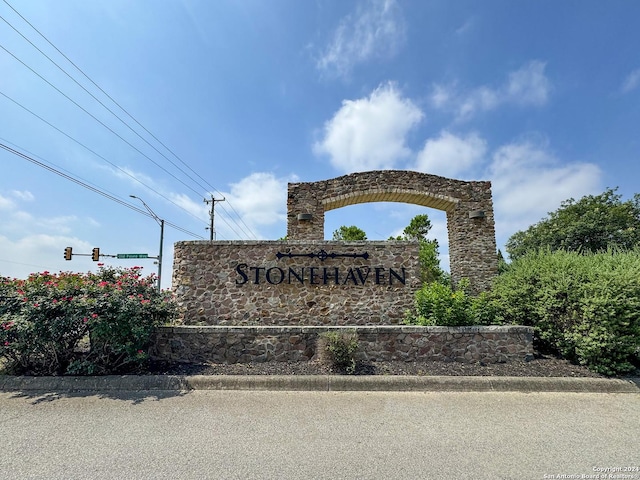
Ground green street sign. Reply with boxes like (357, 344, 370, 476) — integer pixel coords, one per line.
(117, 253, 149, 259)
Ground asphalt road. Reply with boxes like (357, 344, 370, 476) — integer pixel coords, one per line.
(1, 390, 638, 479)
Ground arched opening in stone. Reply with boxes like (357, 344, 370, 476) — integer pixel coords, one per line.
(324, 202, 449, 268)
(287, 170, 498, 292)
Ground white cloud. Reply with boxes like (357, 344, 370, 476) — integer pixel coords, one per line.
(222, 173, 297, 236)
(430, 84, 452, 109)
(506, 61, 551, 106)
(621, 68, 640, 94)
(0, 191, 78, 237)
(166, 172, 296, 240)
(86, 217, 101, 228)
(314, 83, 423, 172)
(168, 193, 209, 221)
(10, 190, 34, 202)
(2, 206, 79, 237)
(414, 131, 487, 178)
(0, 233, 92, 279)
(317, 0, 406, 78)
(455, 19, 474, 36)
(488, 140, 602, 241)
(41, 216, 78, 235)
(430, 61, 551, 121)
(427, 216, 450, 272)
(0, 193, 16, 210)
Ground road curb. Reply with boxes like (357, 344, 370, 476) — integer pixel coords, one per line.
(1, 374, 639, 393)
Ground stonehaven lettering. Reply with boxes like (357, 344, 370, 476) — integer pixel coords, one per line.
(159, 171, 533, 365)
(234, 264, 407, 286)
(172, 170, 498, 325)
(173, 240, 419, 325)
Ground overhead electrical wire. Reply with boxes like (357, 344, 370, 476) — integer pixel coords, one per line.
(0, 43, 210, 200)
(1, 0, 259, 240)
(0, 90, 215, 230)
(0, 28, 247, 241)
(0, 141, 206, 239)
(0, 37, 244, 237)
(0, 258, 51, 270)
(0, 11, 215, 200)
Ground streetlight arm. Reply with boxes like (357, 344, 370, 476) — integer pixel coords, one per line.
(129, 195, 164, 292)
(130, 195, 162, 226)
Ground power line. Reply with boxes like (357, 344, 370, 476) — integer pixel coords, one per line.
(0, 141, 205, 239)
(2, 0, 211, 189)
(2, 83, 241, 239)
(0, 40, 251, 240)
(0, 42, 213, 201)
(2, 0, 260, 240)
(0, 91, 209, 227)
(0, 10, 218, 199)
(0, 258, 50, 270)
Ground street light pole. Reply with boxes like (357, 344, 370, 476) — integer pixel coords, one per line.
(157, 218, 164, 291)
(130, 195, 163, 292)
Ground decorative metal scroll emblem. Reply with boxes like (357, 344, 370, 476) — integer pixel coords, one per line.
(276, 249, 369, 262)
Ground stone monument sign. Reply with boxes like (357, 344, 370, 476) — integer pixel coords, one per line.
(172, 170, 498, 326)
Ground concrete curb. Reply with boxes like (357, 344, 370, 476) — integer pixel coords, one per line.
(1, 374, 639, 393)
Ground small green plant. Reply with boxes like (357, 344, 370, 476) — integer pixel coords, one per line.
(317, 330, 359, 374)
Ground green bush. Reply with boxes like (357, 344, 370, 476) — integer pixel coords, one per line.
(469, 291, 502, 326)
(409, 281, 469, 326)
(317, 330, 359, 374)
(0, 266, 177, 375)
(491, 249, 640, 375)
(405, 279, 501, 327)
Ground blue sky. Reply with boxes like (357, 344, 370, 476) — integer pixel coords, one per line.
(1, 0, 639, 288)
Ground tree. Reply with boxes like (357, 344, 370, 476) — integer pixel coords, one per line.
(506, 188, 640, 260)
(391, 214, 446, 285)
(332, 225, 367, 241)
(400, 214, 433, 241)
(497, 249, 510, 274)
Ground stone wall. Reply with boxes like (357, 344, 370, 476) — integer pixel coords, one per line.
(286, 170, 498, 292)
(172, 240, 420, 326)
(153, 325, 534, 364)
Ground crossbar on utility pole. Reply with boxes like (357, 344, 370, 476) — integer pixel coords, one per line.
(204, 195, 225, 240)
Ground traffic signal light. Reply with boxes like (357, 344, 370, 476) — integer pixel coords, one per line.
(64, 247, 72, 261)
(92, 247, 100, 261)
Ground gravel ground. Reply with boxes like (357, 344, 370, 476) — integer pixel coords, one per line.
(148, 354, 628, 378)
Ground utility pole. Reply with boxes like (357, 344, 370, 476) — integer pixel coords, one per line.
(204, 195, 225, 240)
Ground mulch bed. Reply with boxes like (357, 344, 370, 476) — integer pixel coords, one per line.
(148, 354, 635, 378)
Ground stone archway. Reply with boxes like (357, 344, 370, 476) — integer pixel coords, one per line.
(286, 170, 498, 292)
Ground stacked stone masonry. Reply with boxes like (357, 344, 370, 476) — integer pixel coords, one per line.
(167, 170, 510, 365)
(173, 240, 420, 326)
(153, 325, 534, 364)
(287, 170, 498, 293)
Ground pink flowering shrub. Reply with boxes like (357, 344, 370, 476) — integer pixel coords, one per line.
(0, 266, 177, 375)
